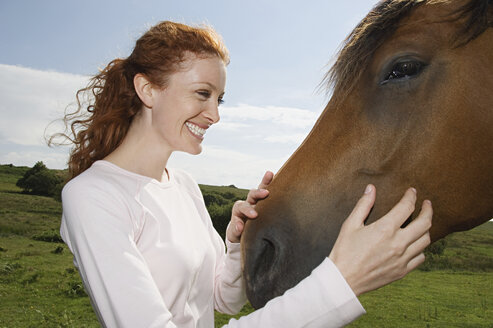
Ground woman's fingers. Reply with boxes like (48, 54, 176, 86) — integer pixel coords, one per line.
(381, 187, 417, 229)
(229, 200, 261, 242)
(234, 200, 258, 220)
(344, 184, 376, 230)
(228, 172, 273, 243)
(258, 171, 274, 190)
(406, 252, 426, 272)
(246, 171, 273, 204)
(228, 201, 257, 243)
(404, 231, 431, 262)
(246, 188, 269, 205)
(399, 200, 433, 245)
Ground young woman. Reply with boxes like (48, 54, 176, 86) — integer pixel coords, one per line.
(57, 21, 432, 327)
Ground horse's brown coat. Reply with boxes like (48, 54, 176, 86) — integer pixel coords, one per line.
(242, 0, 493, 309)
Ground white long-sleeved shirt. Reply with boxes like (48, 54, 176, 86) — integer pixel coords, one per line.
(61, 160, 365, 327)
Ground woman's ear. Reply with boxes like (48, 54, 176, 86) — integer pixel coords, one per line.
(134, 73, 154, 108)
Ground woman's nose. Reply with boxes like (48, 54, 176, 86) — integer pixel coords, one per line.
(204, 103, 220, 124)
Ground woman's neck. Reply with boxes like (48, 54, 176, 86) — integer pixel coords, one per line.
(104, 111, 172, 182)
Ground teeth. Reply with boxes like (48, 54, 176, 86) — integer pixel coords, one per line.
(185, 122, 206, 137)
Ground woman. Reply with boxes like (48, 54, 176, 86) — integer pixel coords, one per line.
(57, 21, 432, 327)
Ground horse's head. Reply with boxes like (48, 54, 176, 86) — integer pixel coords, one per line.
(242, 0, 493, 309)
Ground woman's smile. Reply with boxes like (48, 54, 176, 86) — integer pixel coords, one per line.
(185, 121, 208, 140)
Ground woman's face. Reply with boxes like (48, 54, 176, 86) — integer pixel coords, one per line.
(150, 54, 226, 155)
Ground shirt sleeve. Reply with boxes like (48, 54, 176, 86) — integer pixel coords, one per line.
(196, 201, 248, 314)
(60, 181, 178, 328)
(213, 233, 247, 314)
(223, 257, 366, 328)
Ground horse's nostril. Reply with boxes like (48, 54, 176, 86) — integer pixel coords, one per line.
(245, 235, 283, 309)
(253, 238, 277, 279)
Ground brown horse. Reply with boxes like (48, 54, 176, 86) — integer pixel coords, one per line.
(242, 0, 493, 309)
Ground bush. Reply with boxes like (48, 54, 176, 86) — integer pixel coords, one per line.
(203, 192, 229, 207)
(66, 280, 87, 297)
(51, 246, 64, 254)
(0, 262, 21, 275)
(425, 239, 447, 256)
(16, 161, 63, 197)
(208, 203, 233, 239)
(32, 230, 64, 243)
(222, 191, 236, 200)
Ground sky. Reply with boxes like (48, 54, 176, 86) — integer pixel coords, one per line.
(0, 0, 379, 188)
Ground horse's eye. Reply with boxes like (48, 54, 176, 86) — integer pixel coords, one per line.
(381, 60, 425, 84)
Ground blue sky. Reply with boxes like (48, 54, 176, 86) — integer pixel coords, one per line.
(0, 0, 378, 188)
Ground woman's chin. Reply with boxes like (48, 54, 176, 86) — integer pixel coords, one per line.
(185, 145, 203, 156)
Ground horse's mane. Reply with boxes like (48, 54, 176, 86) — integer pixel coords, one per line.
(324, 0, 493, 99)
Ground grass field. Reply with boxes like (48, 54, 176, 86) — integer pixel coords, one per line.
(1, 164, 492, 327)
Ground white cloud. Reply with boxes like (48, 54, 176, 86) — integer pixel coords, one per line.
(0, 149, 69, 170)
(0, 64, 321, 187)
(168, 146, 289, 189)
(220, 104, 318, 129)
(0, 64, 89, 146)
(212, 121, 252, 131)
(264, 134, 307, 144)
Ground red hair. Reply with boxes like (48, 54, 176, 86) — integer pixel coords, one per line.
(50, 21, 229, 180)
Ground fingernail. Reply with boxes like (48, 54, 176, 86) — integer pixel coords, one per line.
(411, 187, 417, 194)
(364, 185, 372, 194)
(249, 209, 256, 216)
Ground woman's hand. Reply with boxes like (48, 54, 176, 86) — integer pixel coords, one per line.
(329, 185, 433, 297)
(226, 171, 274, 243)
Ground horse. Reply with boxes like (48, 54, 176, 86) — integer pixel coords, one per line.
(241, 0, 493, 309)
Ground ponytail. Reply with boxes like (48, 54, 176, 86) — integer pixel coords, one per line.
(49, 58, 141, 179)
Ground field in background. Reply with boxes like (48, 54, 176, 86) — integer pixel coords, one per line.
(0, 164, 492, 327)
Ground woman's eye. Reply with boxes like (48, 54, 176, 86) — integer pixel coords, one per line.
(381, 60, 425, 84)
(197, 91, 211, 99)
(196, 90, 224, 105)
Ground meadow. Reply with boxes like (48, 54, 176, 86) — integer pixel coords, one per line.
(0, 164, 492, 327)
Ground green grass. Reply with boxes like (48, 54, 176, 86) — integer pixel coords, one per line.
(0, 235, 98, 327)
(348, 270, 493, 328)
(214, 268, 493, 328)
(1, 163, 492, 327)
(0, 164, 28, 193)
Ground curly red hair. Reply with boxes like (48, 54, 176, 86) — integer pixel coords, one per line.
(50, 21, 229, 180)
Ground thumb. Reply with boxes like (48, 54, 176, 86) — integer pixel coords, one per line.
(343, 184, 376, 230)
(226, 220, 242, 243)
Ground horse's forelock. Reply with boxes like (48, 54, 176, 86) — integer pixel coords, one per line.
(449, 0, 493, 46)
(323, 0, 492, 100)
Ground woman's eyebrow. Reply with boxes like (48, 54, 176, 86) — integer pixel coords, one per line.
(192, 81, 218, 91)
